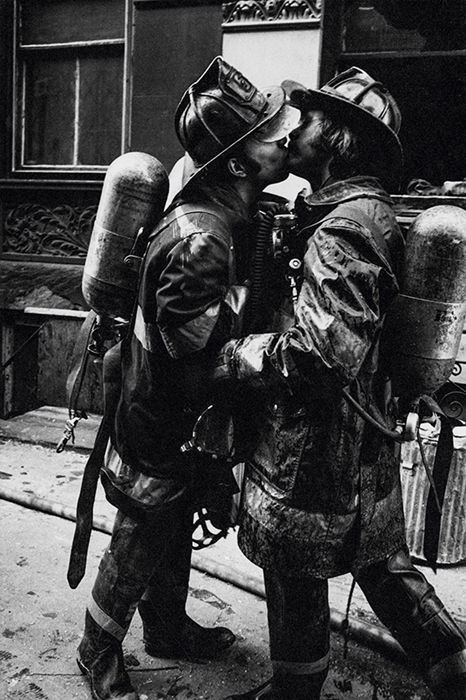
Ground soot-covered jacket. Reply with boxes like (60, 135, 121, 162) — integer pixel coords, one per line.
(232, 176, 408, 577)
(107, 188, 252, 509)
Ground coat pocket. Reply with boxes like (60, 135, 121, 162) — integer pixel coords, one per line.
(250, 398, 308, 498)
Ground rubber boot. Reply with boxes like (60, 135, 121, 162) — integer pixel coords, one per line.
(224, 678, 275, 699)
(426, 646, 466, 700)
(138, 598, 235, 660)
(357, 550, 466, 700)
(77, 610, 139, 700)
(272, 668, 328, 699)
(224, 669, 327, 700)
(431, 670, 466, 700)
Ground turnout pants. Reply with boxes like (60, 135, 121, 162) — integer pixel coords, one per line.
(264, 549, 466, 699)
(87, 502, 193, 644)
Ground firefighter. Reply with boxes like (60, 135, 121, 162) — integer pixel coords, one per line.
(76, 57, 300, 700)
(213, 67, 466, 699)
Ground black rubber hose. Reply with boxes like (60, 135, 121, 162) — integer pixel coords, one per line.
(246, 209, 276, 333)
(0, 485, 406, 665)
(342, 387, 404, 442)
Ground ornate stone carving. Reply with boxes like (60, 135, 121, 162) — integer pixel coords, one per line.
(3, 203, 96, 258)
(222, 0, 321, 24)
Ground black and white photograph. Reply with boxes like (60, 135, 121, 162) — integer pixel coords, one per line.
(0, 1, 465, 698)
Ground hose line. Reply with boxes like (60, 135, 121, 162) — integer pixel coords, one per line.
(0, 484, 407, 665)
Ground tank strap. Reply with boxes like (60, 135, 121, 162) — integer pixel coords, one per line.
(147, 202, 226, 244)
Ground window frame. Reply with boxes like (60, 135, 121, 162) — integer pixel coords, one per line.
(10, 0, 130, 179)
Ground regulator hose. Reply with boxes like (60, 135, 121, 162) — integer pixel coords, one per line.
(246, 208, 280, 332)
(246, 209, 406, 445)
(342, 387, 404, 442)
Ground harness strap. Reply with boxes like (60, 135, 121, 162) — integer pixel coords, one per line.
(67, 413, 111, 588)
(423, 415, 454, 572)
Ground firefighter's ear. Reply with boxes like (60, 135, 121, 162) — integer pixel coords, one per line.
(227, 157, 248, 179)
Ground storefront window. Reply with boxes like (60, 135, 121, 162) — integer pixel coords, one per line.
(344, 1, 466, 53)
(340, 0, 466, 191)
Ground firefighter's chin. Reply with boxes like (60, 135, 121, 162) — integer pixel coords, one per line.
(287, 150, 307, 181)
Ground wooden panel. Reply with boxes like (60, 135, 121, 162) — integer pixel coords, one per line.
(130, 2, 223, 171)
(0, 1, 14, 178)
(1, 322, 15, 417)
(0, 261, 86, 308)
(12, 322, 40, 416)
(20, 0, 125, 45)
(78, 52, 124, 165)
(37, 318, 103, 413)
(24, 57, 75, 165)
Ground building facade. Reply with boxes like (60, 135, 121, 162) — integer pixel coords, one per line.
(0, 0, 465, 417)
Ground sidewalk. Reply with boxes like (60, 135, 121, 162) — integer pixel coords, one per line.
(1, 406, 465, 699)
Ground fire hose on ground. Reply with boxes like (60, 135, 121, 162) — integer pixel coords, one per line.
(0, 483, 407, 666)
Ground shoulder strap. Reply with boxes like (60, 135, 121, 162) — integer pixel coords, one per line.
(147, 202, 226, 244)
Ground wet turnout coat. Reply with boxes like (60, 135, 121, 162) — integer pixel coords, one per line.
(105, 188, 251, 512)
(237, 177, 408, 578)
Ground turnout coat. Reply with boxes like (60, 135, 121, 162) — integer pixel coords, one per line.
(236, 177, 408, 578)
(103, 187, 251, 513)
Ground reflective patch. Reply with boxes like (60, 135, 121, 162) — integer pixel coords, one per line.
(159, 301, 221, 358)
(272, 651, 330, 675)
(102, 443, 187, 508)
(133, 305, 158, 353)
(224, 284, 249, 316)
(87, 597, 127, 642)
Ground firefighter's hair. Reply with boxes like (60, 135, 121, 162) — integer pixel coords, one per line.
(319, 117, 389, 185)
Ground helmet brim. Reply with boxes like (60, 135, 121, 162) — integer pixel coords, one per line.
(181, 86, 300, 188)
(282, 79, 404, 190)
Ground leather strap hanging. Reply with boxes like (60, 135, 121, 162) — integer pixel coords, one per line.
(67, 413, 111, 588)
(422, 416, 454, 571)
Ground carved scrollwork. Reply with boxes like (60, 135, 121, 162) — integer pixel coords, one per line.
(222, 0, 321, 24)
(3, 203, 96, 258)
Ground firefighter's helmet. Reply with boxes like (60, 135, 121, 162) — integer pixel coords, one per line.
(175, 56, 300, 184)
(282, 66, 403, 185)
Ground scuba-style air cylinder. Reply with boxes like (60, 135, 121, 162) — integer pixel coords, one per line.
(268, 204, 466, 443)
(384, 205, 466, 407)
(82, 151, 169, 322)
(57, 153, 169, 453)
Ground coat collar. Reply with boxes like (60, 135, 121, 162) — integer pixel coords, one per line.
(300, 176, 391, 206)
(295, 176, 393, 229)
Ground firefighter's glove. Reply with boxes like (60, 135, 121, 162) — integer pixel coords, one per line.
(211, 334, 276, 387)
(191, 459, 238, 548)
(202, 468, 238, 532)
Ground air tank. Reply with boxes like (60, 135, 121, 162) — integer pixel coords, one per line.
(385, 205, 466, 399)
(82, 152, 169, 320)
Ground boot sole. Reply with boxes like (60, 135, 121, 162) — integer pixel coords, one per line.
(77, 656, 139, 700)
(143, 631, 236, 661)
(144, 642, 205, 662)
(144, 640, 236, 662)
